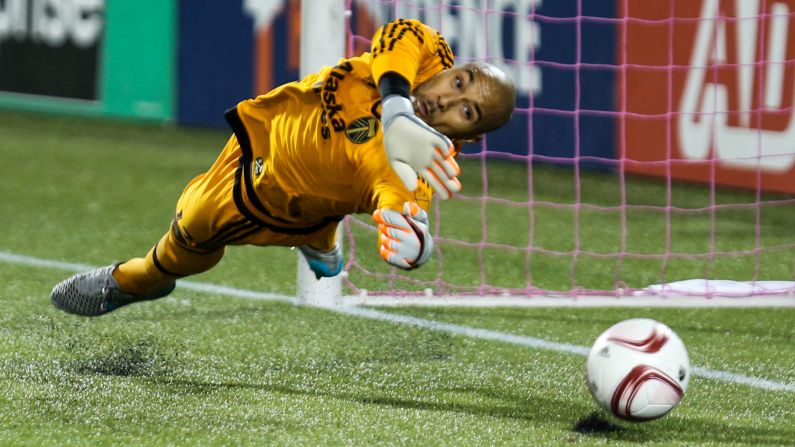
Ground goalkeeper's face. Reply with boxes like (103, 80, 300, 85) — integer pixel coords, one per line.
(412, 62, 516, 140)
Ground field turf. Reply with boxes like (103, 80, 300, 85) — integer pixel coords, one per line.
(1, 110, 793, 446)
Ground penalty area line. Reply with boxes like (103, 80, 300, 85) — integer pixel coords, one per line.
(3, 250, 794, 393)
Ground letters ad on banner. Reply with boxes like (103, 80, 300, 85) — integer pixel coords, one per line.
(622, 0, 795, 194)
(0, 0, 175, 120)
(178, 0, 615, 160)
(0, 0, 103, 100)
(346, 1, 616, 159)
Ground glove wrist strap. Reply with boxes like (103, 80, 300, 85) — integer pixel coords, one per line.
(378, 72, 411, 99)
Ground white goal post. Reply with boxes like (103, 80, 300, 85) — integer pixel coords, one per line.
(296, 0, 346, 307)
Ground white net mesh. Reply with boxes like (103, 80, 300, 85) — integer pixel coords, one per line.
(340, 0, 795, 299)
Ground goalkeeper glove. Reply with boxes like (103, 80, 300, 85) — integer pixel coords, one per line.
(371, 202, 433, 270)
(297, 244, 343, 279)
(381, 94, 462, 200)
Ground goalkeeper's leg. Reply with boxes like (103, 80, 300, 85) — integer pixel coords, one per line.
(115, 227, 225, 295)
(50, 142, 242, 316)
(50, 224, 225, 317)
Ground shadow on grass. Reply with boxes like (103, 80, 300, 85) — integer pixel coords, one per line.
(68, 336, 179, 377)
(144, 377, 795, 446)
(572, 412, 626, 435)
(147, 377, 582, 423)
(570, 411, 795, 446)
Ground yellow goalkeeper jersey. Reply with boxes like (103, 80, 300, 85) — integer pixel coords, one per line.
(224, 18, 455, 235)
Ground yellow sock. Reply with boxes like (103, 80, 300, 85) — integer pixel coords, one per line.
(113, 255, 173, 296)
(113, 231, 224, 295)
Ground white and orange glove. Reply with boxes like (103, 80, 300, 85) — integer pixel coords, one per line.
(381, 95, 462, 199)
(371, 202, 433, 270)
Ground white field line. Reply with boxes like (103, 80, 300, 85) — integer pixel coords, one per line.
(3, 250, 794, 393)
(343, 295, 795, 307)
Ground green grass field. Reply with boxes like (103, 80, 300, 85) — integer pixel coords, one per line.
(1, 110, 794, 446)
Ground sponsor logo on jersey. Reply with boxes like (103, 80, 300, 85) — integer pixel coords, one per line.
(253, 157, 264, 176)
(320, 60, 354, 140)
(345, 116, 379, 144)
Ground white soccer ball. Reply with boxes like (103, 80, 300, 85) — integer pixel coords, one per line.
(586, 318, 690, 422)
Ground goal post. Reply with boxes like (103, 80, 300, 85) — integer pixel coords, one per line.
(296, 0, 346, 307)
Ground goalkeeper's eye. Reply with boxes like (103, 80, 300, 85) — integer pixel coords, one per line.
(463, 104, 473, 120)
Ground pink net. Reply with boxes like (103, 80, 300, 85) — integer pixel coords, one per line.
(340, 0, 795, 297)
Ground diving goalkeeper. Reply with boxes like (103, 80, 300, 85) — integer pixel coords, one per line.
(51, 18, 516, 316)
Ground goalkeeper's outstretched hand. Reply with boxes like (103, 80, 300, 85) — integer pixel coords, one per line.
(372, 202, 433, 270)
(381, 95, 462, 200)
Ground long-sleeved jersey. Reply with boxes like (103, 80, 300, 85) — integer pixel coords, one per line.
(224, 19, 455, 235)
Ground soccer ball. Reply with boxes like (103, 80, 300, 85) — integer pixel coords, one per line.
(586, 318, 690, 422)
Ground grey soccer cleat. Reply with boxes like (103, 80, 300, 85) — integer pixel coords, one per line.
(50, 264, 175, 316)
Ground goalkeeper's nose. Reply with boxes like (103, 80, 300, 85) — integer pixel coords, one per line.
(436, 95, 448, 112)
(436, 92, 462, 112)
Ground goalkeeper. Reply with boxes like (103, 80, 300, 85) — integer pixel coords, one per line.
(51, 18, 516, 316)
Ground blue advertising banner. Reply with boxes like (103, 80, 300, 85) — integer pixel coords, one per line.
(178, 0, 302, 126)
(178, 0, 254, 126)
(177, 0, 615, 162)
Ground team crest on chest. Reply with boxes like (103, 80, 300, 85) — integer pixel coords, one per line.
(345, 116, 379, 144)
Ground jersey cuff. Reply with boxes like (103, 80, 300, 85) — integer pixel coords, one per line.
(378, 72, 411, 99)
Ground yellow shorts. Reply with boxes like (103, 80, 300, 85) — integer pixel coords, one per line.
(171, 136, 339, 253)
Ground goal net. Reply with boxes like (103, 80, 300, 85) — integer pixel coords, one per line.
(324, 0, 795, 300)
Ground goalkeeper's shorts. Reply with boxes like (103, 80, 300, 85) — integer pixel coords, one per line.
(170, 135, 339, 254)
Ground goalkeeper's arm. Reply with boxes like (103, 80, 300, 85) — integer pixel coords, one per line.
(379, 73, 461, 200)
